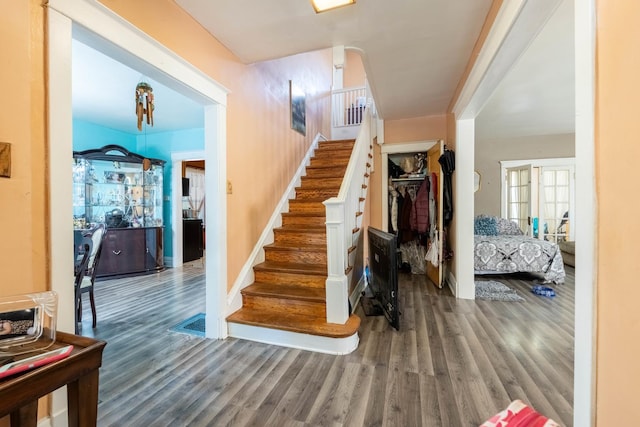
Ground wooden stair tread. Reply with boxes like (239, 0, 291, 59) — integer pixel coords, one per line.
(254, 261, 327, 276)
(306, 164, 348, 170)
(242, 282, 325, 301)
(289, 197, 330, 202)
(276, 225, 325, 232)
(227, 308, 360, 338)
(264, 242, 326, 251)
(282, 212, 325, 217)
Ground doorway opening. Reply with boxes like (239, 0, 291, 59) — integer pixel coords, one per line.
(48, 2, 229, 347)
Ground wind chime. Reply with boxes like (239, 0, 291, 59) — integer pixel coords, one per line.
(136, 81, 154, 171)
(135, 81, 154, 131)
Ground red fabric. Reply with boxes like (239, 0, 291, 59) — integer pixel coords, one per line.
(410, 178, 429, 233)
(480, 400, 559, 427)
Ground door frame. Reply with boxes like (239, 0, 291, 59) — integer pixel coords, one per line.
(451, 0, 596, 424)
(171, 151, 206, 267)
(380, 140, 438, 233)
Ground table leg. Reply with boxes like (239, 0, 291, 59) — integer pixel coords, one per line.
(67, 369, 100, 427)
(10, 400, 38, 427)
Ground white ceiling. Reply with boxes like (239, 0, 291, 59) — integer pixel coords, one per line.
(72, 0, 574, 139)
(72, 39, 204, 135)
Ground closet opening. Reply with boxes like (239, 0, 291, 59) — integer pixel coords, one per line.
(380, 140, 448, 289)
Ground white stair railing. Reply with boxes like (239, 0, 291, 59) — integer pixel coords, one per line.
(331, 86, 367, 128)
(324, 103, 376, 324)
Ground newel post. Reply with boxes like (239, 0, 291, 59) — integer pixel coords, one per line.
(324, 197, 349, 324)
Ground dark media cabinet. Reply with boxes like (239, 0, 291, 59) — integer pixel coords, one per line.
(183, 219, 203, 263)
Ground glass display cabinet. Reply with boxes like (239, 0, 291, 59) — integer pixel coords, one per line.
(73, 145, 165, 277)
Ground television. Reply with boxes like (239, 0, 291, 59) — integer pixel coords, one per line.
(366, 226, 400, 330)
(182, 177, 190, 197)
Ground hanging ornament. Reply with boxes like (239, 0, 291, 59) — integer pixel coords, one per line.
(135, 82, 154, 131)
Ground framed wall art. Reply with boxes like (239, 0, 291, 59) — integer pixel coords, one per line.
(289, 81, 306, 136)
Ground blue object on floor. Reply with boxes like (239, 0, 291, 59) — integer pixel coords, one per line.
(170, 313, 205, 337)
(532, 285, 556, 297)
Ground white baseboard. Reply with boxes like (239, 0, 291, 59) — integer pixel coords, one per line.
(38, 417, 53, 427)
(228, 323, 359, 355)
(226, 133, 328, 315)
(349, 274, 366, 312)
(447, 269, 457, 297)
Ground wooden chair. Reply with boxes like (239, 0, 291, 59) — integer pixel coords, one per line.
(75, 224, 106, 334)
(74, 238, 92, 335)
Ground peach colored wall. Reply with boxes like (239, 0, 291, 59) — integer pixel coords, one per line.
(100, 0, 333, 291)
(0, 1, 48, 423)
(383, 115, 447, 144)
(0, 0, 48, 297)
(344, 50, 366, 88)
(595, 0, 640, 424)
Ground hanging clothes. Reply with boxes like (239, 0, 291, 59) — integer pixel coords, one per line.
(389, 186, 399, 232)
(438, 149, 455, 226)
(429, 172, 438, 240)
(410, 177, 430, 234)
(398, 187, 414, 244)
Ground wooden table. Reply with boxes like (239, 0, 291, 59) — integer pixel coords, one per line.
(0, 332, 106, 427)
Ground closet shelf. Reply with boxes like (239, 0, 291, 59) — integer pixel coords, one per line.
(391, 175, 426, 182)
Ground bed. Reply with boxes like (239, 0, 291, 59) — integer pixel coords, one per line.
(474, 215, 566, 284)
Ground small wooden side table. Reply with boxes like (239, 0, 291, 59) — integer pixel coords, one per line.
(0, 332, 106, 427)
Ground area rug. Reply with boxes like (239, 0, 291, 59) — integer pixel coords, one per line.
(475, 280, 525, 302)
(169, 313, 205, 337)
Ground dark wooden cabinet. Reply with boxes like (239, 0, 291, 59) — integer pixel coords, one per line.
(97, 227, 164, 278)
(183, 219, 203, 263)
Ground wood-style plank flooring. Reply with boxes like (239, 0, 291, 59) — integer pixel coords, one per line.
(81, 262, 574, 426)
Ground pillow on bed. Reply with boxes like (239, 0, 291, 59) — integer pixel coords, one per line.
(496, 217, 524, 235)
(474, 215, 498, 236)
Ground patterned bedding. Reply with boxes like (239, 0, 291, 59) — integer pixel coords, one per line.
(474, 234, 566, 284)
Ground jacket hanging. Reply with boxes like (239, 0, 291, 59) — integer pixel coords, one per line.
(438, 149, 455, 226)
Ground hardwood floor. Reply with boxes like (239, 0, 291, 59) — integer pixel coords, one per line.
(80, 263, 574, 426)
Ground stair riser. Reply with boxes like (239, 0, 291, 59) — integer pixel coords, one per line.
(265, 248, 327, 265)
(274, 230, 326, 246)
(242, 295, 326, 317)
(281, 215, 326, 227)
(288, 201, 325, 214)
(295, 188, 338, 200)
(313, 150, 353, 159)
(304, 168, 347, 178)
(309, 157, 350, 167)
(300, 177, 343, 188)
(254, 270, 326, 288)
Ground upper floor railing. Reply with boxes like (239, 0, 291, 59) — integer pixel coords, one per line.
(331, 86, 367, 128)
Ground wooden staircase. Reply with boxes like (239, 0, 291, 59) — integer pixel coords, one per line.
(227, 139, 361, 353)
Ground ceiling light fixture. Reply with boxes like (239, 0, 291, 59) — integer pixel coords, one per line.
(311, 0, 355, 13)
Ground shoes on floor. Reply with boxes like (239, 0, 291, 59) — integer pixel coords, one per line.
(532, 285, 556, 297)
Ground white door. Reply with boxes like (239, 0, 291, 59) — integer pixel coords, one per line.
(538, 166, 575, 242)
(504, 164, 533, 235)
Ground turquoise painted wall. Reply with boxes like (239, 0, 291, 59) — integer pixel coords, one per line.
(73, 119, 205, 261)
(73, 119, 137, 152)
(137, 129, 205, 259)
